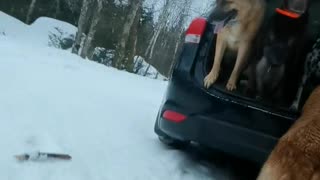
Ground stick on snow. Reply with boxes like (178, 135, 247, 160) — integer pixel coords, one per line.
(15, 151, 72, 161)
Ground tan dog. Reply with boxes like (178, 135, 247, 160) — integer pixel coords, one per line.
(257, 86, 320, 180)
(204, 0, 265, 91)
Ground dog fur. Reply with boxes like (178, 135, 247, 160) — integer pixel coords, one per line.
(257, 86, 320, 180)
(204, 0, 266, 91)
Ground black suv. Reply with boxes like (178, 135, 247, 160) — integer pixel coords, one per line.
(154, 0, 320, 164)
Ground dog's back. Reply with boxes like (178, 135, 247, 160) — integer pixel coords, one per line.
(257, 86, 320, 180)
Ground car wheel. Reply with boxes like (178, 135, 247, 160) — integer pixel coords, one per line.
(158, 135, 190, 149)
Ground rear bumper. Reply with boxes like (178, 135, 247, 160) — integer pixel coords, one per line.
(156, 111, 277, 164)
(154, 78, 295, 164)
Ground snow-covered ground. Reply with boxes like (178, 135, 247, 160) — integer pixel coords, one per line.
(0, 11, 76, 48)
(0, 12, 240, 180)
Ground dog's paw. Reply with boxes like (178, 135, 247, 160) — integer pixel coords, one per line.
(204, 72, 219, 89)
(226, 80, 237, 91)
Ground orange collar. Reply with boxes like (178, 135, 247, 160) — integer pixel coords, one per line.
(276, 8, 301, 19)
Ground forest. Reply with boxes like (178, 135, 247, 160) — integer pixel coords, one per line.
(0, 0, 213, 77)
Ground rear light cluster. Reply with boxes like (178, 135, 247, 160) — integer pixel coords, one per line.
(185, 18, 207, 44)
(162, 110, 187, 123)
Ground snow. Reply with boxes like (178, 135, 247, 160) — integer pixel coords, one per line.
(0, 11, 234, 180)
(0, 11, 77, 48)
(0, 11, 165, 80)
(30, 17, 77, 48)
(0, 12, 27, 37)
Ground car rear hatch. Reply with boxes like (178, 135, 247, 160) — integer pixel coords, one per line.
(192, 2, 318, 112)
(170, 0, 320, 138)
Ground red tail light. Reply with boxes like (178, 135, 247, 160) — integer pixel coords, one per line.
(185, 18, 207, 44)
(162, 110, 187, 123)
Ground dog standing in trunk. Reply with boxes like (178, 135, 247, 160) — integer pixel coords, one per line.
(204, 0, 265, 91)
(257, 86, 320, 180)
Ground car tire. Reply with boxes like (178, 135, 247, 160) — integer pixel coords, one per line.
(158, 135, 190, 149)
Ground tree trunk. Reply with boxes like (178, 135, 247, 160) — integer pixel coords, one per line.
(163, 0, 192, 76)
(172, 19, 186, 63)
(143, 64, 151, 76)
(72, 0, 94, 55)
(80, 0, 104, 59)
(113, 0, 143, 70)
(144, 0, 170, 63)
(54, 0, 61, 19)
(26, 0, 37, 24)
(148, 29, 161, 60)
(125, 32, 138, 71)
(173, 40, 180, 63)
(169, 34, 183, 77)
(123, 1, 142, 72)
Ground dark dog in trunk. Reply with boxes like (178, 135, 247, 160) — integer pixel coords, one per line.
(246, 11, 309, 106)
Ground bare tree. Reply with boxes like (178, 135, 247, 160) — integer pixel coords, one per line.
(123, 0, 142, 71)
(113, 0, 143, 71)
(143, 64, 151, 76)
(26, 0, 37, 24)
(72, 0, 95, 55)
(54, 0, 61, 19)
(64, 0, 83, 13)
(144, 0, 171, 63)
(172, 0, 191, 60)
(80, 0, 104, 59)
(142, 0, 192, 76)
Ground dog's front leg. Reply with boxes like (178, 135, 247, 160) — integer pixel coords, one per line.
(227, 41, 250, 91)
(204, 32, 227, 89)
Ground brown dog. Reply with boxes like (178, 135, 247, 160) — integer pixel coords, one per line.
(257, 86, 320, 180)
(204, 0, 265, 91)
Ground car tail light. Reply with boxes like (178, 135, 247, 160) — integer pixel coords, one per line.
(162, 110, 187, 123)
(185, 18, 207, 44)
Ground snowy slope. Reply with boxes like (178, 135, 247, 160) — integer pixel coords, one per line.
(30, 17, 76, 49)
(0, 11, 76, 48)
(0, 11, 28, 37)
(0, 12, 235, 180)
